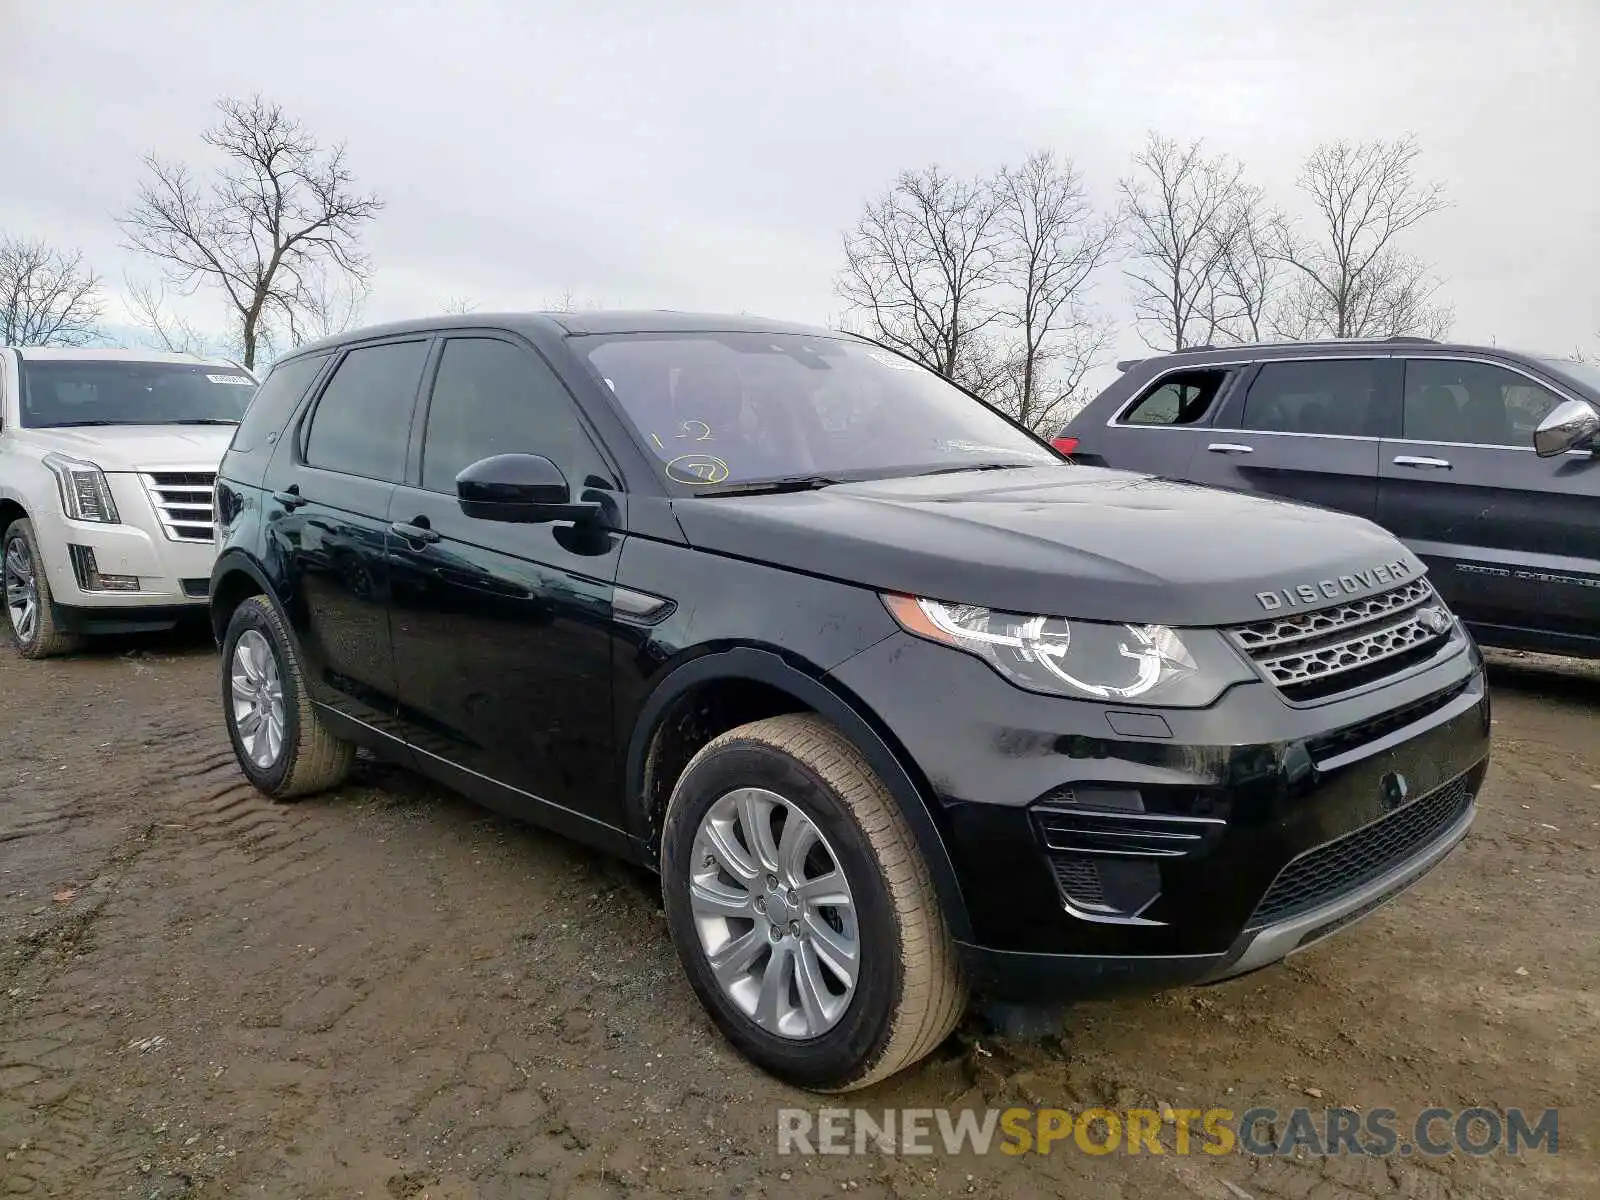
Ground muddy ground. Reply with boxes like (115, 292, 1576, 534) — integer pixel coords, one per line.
(0, 631, 1594, 1199)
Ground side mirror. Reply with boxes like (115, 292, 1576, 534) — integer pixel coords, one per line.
(455, 453, 599, 524)
(1533, 399, 1600, 458)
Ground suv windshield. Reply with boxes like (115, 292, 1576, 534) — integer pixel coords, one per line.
(582, 332, 1055, 488)
(19, 360, 257, 429)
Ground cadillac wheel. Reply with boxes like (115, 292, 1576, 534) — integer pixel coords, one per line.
(660, 714, 966, 1091)
(219, 594, 355, 800)
(2, 519, 81, 659)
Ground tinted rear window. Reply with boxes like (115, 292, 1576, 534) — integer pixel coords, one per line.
(230, 353, 330, 454)
(1240, 360, 1381, 437)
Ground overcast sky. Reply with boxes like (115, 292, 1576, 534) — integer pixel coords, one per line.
(2, 0, 1597, 374)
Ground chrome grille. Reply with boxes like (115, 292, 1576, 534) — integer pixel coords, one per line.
(1227, 579, 1454, 699)
(140, 471, 217, 543)
(1231, 579, 1434, 652)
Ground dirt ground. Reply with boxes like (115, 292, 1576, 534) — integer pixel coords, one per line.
(0, 631, 1594, 1200)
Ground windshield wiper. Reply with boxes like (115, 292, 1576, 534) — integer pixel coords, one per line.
(695, 474, 846, 497)
(911, 461, 1039, 477)
(170, 418, 239, 426)
(39, 420, 119, 428)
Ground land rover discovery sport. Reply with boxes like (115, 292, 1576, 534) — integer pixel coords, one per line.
(208, 312, 1491, 1090)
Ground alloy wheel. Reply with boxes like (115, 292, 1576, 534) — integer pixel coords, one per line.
(688, 787, 860, 1039)
(4, 537, 39, 645)
(230, 629, 286, 768)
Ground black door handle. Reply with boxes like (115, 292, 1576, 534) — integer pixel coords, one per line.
(390, 519, 441, 545)
(271, 487, 307, 511)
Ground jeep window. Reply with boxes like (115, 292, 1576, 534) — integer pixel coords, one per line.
(1403, 359, 1564, 448)
(582, 332, 1055, 488)
(1240, 359, 1380, 437)
(18, 360, 257, 429)
(420, 337, 604, 493)
(1117, 369, 1228, 426)
(302, 340, 429, 482)
(230, 353, 329, 454)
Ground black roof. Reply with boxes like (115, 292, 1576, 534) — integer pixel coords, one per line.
(286, 310, 844, 358)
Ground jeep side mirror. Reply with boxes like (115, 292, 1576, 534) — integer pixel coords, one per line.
(455, 453, 600, 524)
(1533, 399, 1600, 458)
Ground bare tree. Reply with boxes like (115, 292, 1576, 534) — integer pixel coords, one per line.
(1211, 185, 1281, 344)
(837, 165, 1005, 384)
(0, 236, 103, 346)
(441, 296, 478, 315)
(989, 151, 1118, 431)
(542, 287, 607, 313)
(119, 95, 383, 369)
(124, 276, 211, 356)
(1119, 133, 1248, 351)
(1272, 136, 1450, 339)
(285, 264, 368, 346)
(969, 320, 1114, 433)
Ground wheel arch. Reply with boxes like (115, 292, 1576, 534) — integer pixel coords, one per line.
(209, 549, 277, 646)
(626, 645, 974, 944)
(0, 497, 27, 541)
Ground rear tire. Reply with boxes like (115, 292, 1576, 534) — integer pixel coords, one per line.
(221, 594, 354, 799)
(3, 519, 84, 659)
(661, 713, 966, 1091)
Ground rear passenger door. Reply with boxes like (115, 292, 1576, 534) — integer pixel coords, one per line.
(1067, 366, 1237, 474)
(1183, 357, 1392, 519)
(261, 337, 431, 736)
(1377, 356, 1600, 646)
(387, 334, 629, 838)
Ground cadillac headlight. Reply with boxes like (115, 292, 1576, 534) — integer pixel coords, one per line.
(882, 594, 1253, 706)
(43, 453, 120, 524)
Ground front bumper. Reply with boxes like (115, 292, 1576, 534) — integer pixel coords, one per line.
(828, 626, 1490, 1000)
(32, 474, 216, 615)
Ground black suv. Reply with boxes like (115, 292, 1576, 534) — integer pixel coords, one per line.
(209, 312, 1490, 1090)
(1059, 338, 1600, 660)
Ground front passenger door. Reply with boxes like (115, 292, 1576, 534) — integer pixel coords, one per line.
(1377, 357, 1600, 646)
(1183, 358, 1391, 519)
(387, 335, 628, 835)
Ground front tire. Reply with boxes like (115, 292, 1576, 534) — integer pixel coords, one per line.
(661, 713, 966, 1091)
(221, 594, 355, 799)
(3, 519, 83, 659)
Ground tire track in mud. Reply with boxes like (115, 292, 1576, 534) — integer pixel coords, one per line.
(0, 693, 369, 1196)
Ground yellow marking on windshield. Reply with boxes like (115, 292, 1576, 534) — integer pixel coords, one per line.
(665, 454, 731, 485)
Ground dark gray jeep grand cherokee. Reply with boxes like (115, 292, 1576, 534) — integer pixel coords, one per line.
(1058, 336, 1600, 660)
(208, 312, 1491, 1090)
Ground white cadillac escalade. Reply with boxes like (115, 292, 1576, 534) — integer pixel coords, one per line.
(0, 347, 257, 658)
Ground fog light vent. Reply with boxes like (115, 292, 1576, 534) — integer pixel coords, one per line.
(1049, 855, 1161, 919)
(67, 545, 141, 593)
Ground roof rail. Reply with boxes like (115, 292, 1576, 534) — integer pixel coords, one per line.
(1385, 335, 1438, 344)
(1115, 358, 1146, 372)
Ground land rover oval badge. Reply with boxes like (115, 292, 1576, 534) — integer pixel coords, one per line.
(1418, 605, 1452, 635)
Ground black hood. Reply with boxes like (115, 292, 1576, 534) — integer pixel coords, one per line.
(669, 466, 1425, 627)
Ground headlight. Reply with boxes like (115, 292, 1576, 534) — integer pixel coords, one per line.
(882, 594, 1254, 706)
(43, 453, 120, 524)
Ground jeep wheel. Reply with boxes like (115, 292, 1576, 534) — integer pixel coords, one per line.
(3, 520, 83, 659)
(221, 594, 355, 799)
(660, 713, 966, 1091)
